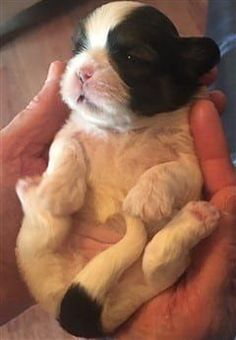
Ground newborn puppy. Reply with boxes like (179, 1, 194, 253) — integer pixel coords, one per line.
(16, 1, 220, 338)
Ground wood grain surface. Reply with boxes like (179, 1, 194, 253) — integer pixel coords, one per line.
(0, 0, 207, 339)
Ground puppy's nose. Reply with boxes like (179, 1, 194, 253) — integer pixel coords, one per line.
(79, 67, 94, 83)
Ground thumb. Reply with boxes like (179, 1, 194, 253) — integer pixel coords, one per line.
(26, 60, 68, 113)
(2, 61, 69, 149)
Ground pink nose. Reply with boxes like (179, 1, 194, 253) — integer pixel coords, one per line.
(79, 67, 93, 83)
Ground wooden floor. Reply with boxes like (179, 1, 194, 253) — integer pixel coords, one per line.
(0, 0, 207, 338)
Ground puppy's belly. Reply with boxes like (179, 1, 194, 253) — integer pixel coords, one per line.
(81, 185, 125, 224)
(60, 213, 125, 275)
(63, 181, 152, 268)
(74, 184, 168, 259)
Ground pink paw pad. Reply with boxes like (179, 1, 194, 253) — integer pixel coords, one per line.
(186, 201, 220, 230)
(16, 176, 41, 197)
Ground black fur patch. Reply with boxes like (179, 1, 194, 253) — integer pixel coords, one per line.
(106, 6, 220, 115)
(58, 284, 105, 338)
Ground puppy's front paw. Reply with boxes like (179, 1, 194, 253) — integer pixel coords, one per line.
(37, 175, 86, 216)
(16, 176, 42, 212)
(123, 183, 175, 224)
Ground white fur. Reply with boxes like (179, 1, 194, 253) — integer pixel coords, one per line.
(86, 1, 142, 49)
(60, 50, 132, 131)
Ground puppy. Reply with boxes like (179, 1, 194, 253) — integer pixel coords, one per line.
(16, 1, 220, 338)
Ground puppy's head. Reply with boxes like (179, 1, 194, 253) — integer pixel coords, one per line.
(61, 1, 220, 129)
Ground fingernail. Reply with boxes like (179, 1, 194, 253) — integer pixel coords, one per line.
(46, 62, 57, 82)
(211, 186, 236, 214)
(46, 61, 62, 82)
(225, 192, 236, 214)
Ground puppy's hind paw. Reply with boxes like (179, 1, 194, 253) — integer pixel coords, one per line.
(186, 201, 220, 238)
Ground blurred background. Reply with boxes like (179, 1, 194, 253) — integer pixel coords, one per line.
(0, 0, 235, 339)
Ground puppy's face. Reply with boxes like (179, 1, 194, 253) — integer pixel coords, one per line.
(61, 1, 220, 128)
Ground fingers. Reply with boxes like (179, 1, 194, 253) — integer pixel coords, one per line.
(199, 66, 225, 115)
(2, 61, 69, 149)
(190, 99, 236, 197)
(208, 90, 226, 114)
(211, 186, 236, 214)
(200, 67, 218, 86)
(25, 60, 69, 119)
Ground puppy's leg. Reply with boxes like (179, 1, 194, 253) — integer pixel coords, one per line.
(142, 201, 219, 291)
(101, 266, 156, 333)
(123, 159, 202, 225)
(38, 135, 87, 216)
(100, 201, 219, 333)
(16, 177, 78, 316)
(58, 215, 147, 337)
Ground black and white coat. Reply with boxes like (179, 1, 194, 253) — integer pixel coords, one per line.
(16, 1, 220, 338)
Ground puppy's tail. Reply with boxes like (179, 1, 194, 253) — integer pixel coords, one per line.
(58, 284, 104, 337)
(58, 215, 146, 338)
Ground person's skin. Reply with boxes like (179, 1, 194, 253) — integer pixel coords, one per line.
(0, 61, 69, 324)
(0, 61, 235, 339)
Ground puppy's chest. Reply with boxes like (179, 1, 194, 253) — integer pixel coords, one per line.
(77, 126, 186, 195)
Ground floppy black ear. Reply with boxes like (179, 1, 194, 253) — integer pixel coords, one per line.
(178, 37, 220, 79)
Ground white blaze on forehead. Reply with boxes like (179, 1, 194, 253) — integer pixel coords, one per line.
(85, 1, 143, 49)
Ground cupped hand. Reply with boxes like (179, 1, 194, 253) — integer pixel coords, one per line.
(117, 96, 236, 340)
(0, 61, 69, 324)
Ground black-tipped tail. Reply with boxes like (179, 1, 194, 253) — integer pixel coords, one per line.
(58, 284, 105, 338)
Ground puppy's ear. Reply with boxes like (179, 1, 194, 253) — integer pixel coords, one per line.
(177, 37, 220, 79)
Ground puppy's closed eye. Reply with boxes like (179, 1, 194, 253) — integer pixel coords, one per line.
(115, 45, 158, 64)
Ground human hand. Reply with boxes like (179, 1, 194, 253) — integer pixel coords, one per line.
(0, 61, 69, 324)
(117, 94, 236, 339)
